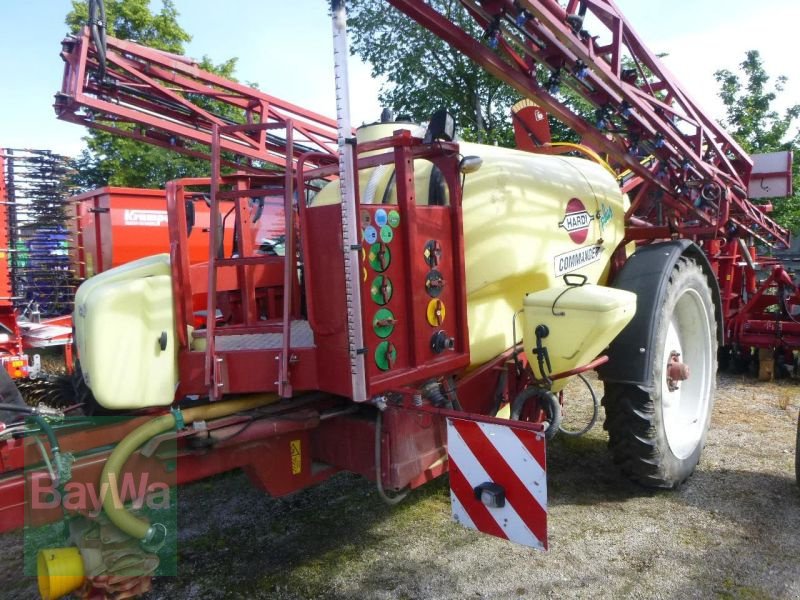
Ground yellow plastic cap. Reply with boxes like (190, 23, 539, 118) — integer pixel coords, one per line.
(37, 547, 85, 600)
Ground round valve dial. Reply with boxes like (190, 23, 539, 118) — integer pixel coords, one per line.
(370, 275, 394, 305)
(375, 341, 397, 371)
(426, 299, 446, 327)
(423, 239, 443, 268)
(373, 308, 397, 338)
(368, 242, 391, 272)
(425, 270, 445, 297)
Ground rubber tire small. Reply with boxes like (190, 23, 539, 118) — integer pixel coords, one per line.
(603, 258, 717, 488)
(510, 387, 561, 441)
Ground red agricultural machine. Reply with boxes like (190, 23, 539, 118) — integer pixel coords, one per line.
(1, 0, 798, 598)
(0, 148, 77, 381)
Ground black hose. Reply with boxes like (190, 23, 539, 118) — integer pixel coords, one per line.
(0, 403, 34, 414)
(558, 373, 599, 437)
(510, 387, 561, 441)
(88, 0, 108, 81)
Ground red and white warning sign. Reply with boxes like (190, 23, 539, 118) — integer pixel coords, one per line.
(446, 418, 547, 549)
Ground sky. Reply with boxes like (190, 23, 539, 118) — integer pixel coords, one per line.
(0, 0, 797, 157)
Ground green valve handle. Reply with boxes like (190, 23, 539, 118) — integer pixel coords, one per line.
(375, 341, 397, 371)
(373, 308, 397, 339)
(370, 275, 394, 305)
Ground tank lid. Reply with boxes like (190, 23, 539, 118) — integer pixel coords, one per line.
(524, 284, 636, 312)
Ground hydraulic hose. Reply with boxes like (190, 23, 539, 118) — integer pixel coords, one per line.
(0, 404, 60, 454)
(99, 394, 279, 544)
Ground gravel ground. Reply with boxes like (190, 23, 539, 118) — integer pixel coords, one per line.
(2, 372, 798, 599)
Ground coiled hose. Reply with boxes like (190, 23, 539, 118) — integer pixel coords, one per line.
(100, 394, 279, 545)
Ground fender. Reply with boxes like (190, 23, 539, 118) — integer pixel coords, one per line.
(597, 240, 723, 388)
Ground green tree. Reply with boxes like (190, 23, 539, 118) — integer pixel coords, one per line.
(348, 0, 519, 146)
(66, 0, 239, 189)
(715, 50, 800, 232)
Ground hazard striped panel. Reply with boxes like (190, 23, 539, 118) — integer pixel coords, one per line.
(447, 418, 547, 549)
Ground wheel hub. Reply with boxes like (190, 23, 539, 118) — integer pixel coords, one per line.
(666, 350, 690, 392)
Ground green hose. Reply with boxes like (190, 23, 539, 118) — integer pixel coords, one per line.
(99, 394, 279, 543)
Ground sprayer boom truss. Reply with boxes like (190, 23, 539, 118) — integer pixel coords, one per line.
(386, 0, 789, 247)
(57, 28, 339, 174)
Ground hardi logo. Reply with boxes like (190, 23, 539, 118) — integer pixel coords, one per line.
(559, 198, 594, 244)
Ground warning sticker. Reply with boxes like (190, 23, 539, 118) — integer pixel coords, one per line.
(290, 439, 302, 475)
(554, 245, 602, 277)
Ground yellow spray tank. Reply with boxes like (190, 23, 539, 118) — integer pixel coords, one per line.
(313, 123, 636, 391)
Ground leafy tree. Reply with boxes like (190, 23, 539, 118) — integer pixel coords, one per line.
(66, 0, 240, 189)
(348, 0, 519, 146)
(715, 50, 800, 232)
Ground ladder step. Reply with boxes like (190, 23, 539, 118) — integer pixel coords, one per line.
(213, 320, 314, 352)
(215, 255, 281, 267)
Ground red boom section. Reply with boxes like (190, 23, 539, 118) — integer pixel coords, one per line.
(56, 28, 340, 173)
(386, 0, 790, 249)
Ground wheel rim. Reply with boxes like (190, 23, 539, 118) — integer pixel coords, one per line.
(661, 288, 713, 460)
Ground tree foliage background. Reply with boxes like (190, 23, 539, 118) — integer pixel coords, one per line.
(715, 50, 800, 233)
(66, 0, 240, 190)
(348, 0, 519, 145)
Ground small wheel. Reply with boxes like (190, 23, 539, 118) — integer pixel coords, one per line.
(603, 257, 717, 488)
(510, 387, 560, 441)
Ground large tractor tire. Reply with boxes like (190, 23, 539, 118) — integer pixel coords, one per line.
(603, 257, 717, 488)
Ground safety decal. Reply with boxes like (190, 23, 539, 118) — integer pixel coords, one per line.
(447, 418, 547, 549)
(598, 203, 613, 231)
(363, 225, 378, 245)
(290, 439, 302, 475)
(558, 198, 593, 244)
(375, 208, 388, 228)
(380, 225, 394, 243)
(553, 245, 602, 277)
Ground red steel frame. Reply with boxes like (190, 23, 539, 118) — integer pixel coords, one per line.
(0, 151, 30, 378)
(383, 0, 799, 355)
(386, 0, 789, 247)
(57, 28, 340, 173)
(166, 122, 471, 402)
(4, 0, 793, 537)
(53, 5, 800, 355)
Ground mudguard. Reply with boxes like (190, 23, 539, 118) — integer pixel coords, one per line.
(597, 240, 722, 388)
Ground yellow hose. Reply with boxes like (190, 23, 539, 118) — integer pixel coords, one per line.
(99, 394, 279, 543)
(547, 142, 618, 178)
